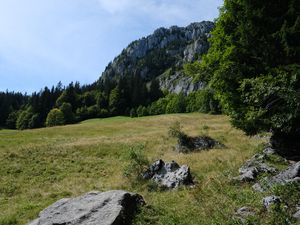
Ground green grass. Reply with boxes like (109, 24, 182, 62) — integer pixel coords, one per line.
(0, 113, 296, 224)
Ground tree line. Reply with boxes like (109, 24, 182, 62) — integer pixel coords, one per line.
(2, 73, 214, 129)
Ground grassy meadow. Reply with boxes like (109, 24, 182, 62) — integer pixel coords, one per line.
(0, 113, 289, 225)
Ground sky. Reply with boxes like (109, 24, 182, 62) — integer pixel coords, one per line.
(0, 0, 223, 94)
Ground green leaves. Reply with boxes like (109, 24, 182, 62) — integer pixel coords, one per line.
(194, 0, 300, 137)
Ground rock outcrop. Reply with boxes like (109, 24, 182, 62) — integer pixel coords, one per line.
(233, 153, 277, 182)
(293, 207, 300, 220)
(253, 161, 300, 191)
(26, 190, 145, 225)
(99, 21, 214, 94)
(175, 134, 224, 153)
(158, 71, 206, 95)
(142, 160, 193, 188)
(262, 196, 281, 211)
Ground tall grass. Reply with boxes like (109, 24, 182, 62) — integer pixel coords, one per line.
(0, 113, 275, 224)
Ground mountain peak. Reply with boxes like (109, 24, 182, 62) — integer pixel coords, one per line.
(99, 21, 214, 94)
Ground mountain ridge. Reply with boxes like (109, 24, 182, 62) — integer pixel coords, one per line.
(98, 21, 214, 94)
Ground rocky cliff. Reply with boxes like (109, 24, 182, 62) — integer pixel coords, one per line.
(99, 21, 214, 94)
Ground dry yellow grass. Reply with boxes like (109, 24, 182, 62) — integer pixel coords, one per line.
(0, 113, 268, 225)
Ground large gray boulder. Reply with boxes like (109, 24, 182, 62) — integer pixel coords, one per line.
(143, 160, 193, 188)
(26, 190, 145, 225)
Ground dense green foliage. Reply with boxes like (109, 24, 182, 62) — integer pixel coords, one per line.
(131, 88, 220, 118)
(0, 69, 221, 129)
(189, 0, 300, 139)
(45, 108, 65, 127)
(0, 75, 165, 129)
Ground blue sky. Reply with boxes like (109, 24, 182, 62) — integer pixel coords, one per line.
(0, 0, 223, 94)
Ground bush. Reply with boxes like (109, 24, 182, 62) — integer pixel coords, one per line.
(141, 106, 148, 116)
(168, 121, 185, 139)
(98, 109, 109, 118)
(186, 89, 220, 114)
(123, 144, 149, 184)
(136, 106, 144, 117)
(16, 109, 33, 130)
(6, 111, 20, 129)
(28, 114, 40, 129)
(59, 102, 75, 124)
(149, 98, 168, 115)
(168, 121, 190, 148)
(130, 108, 137, 118)
(46, 108, 65, 127)
(165, 93, 186, 114)
(87, 105, 100, 118)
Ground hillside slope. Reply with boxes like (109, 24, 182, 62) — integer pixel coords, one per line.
(0, 113, 278, 225)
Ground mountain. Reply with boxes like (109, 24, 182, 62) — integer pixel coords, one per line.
(98, 21, 214, 94)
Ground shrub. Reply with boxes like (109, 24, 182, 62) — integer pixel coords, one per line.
(98, 109, 109, 118)
(186, 89, 220, 114)
(87, 105, 100, 118)
(130, 108, 137, 118)
(16, 109, 33, 130)
(28, 114, 40, 129)
(59, 102, 75, 124)
(136, 105, 144, 117)
(46, 108, 65, 127)
(165, 93, 186, 114)
(6, 111, 20, 129)
(123, 144, 149, 183)
(141, 106, 149, 116)
(149, 98, 168, 115)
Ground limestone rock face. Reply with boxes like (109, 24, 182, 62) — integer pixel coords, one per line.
(26, 190, 145, 225)
(253, 161, 300, 191)
(233, 153, 277, 182)
(269, 161, 300, 184)
(99, 21, 214, 94)
(143, 160, 193, 188)
(158, 72, 206, 95)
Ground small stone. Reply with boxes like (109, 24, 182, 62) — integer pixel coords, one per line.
(252, 183, 264, 192)
(235, 207, 256, 222)
(262, 196, 281, 210)
(263, 147, 276, 155)
(293, 207, 300, 220)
